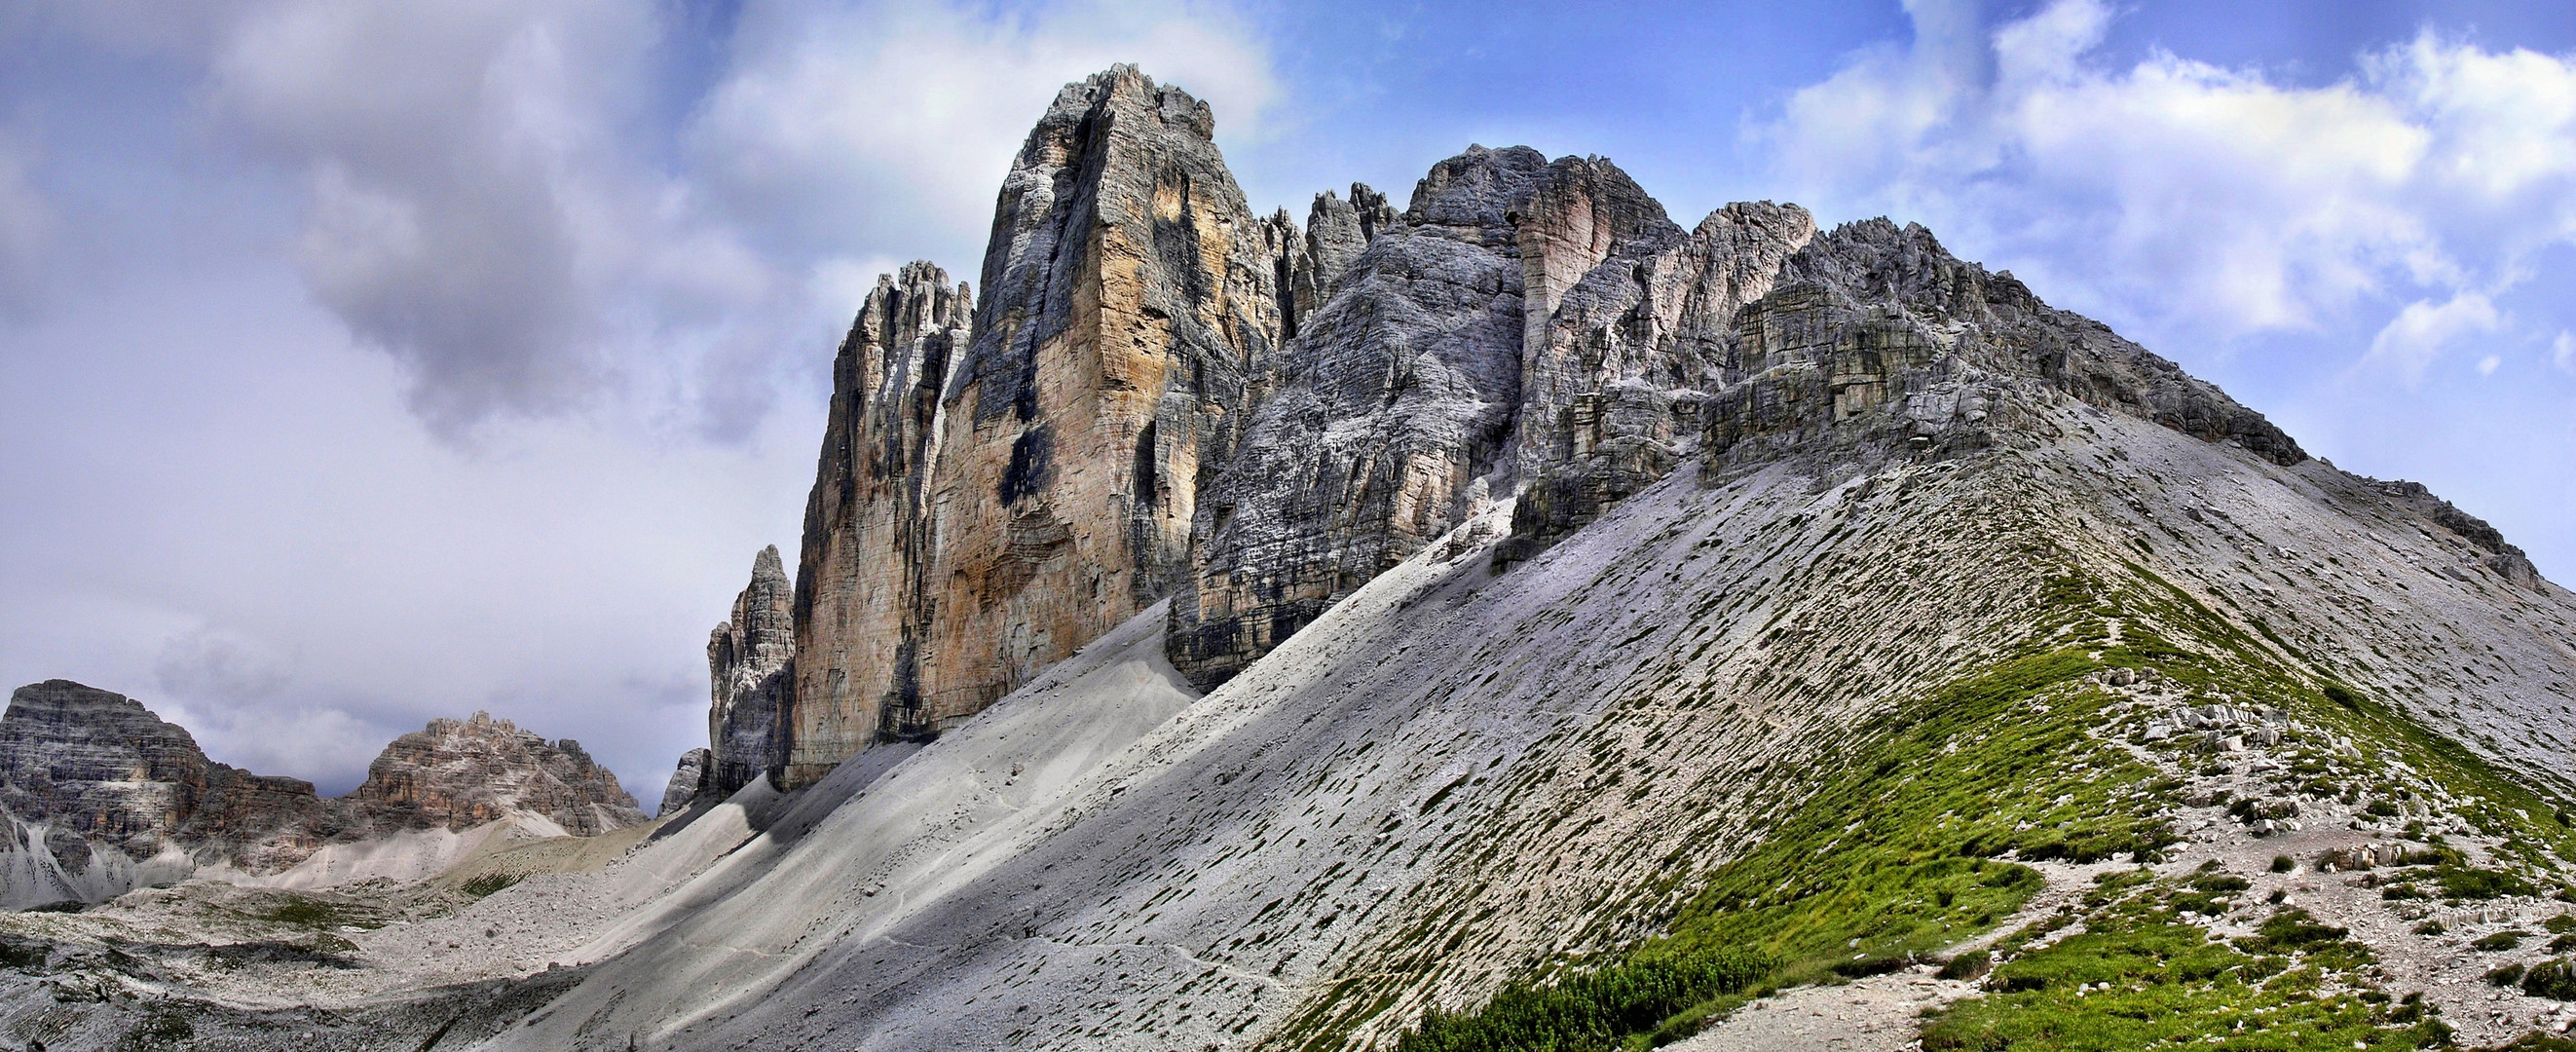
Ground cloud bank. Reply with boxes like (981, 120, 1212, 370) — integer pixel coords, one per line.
(1765, 0, 2576, 379)
(0, 0, 1276, 794)
(31, 0, 1276, 437)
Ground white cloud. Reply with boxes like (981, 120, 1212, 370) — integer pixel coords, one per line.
(1763, 0, 2576, 368)
(691, 0, 1277, 273)
(2556, 330, 2576, 374)
(2365, 292, 2500, 383)
(0, 0, 1278, 795)
(2480, 355, 2501, 376)
(205, 0, 701, 432)
(123, 0, 1273, 437)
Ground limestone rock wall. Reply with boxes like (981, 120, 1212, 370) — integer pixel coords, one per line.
(1168, 150, 1818, 686)
(1496, 195, 1817, 559)
(706, 545, 793, 797)
(787, 262, 973, 787)
(349, 712, 644, 836)
(783, 65, 1288, 786)
(1699, 218, 2307, 473)
(0, 681, 328, 883)
(1167, 146, 1547, 687)
(1170, 143, 2317, 688)
(659, 748, 710, 817)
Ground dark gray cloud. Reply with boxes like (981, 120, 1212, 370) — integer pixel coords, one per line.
(205, 1, 662, 432)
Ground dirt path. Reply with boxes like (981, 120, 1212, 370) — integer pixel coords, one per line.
(1670, 966, 1972, 1051)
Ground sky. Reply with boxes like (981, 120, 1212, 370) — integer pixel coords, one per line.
(2, 0, 2572, 800)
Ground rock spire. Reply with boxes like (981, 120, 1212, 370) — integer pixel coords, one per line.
(706, 545, 793, 797)
(781, 65, 1292, 787)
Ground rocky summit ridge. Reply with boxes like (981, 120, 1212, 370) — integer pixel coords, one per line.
(676, 65, 2345, 794)
(0, 680, 643, 908)
(3, 63, 2571, 1052)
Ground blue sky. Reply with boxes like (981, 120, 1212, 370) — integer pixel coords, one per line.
(1, 0, 2570, 797)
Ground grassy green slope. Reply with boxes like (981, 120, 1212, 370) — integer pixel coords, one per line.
(1389, 555, 2576, 1052)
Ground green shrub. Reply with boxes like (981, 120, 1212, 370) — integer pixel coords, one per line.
(1396, 951, 1773, 1052)
(2269, 855, 2295, 873)
(2526, 958, 2576, 1000)
(2475, 930, 2528, 952)
(459, 872, 524, 898)
(2490, 963, 2529, 987)
(1935, 950, 1992, 981)
(2235, 910, 2347, 955)
(2441, 866, 2538, 900)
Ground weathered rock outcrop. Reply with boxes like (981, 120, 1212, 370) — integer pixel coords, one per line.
(659, 748, 710, 817)
(1694, 217, 2305, 477)
(0, 681, 326, 900)
(1169, 150, 1823, 686)
(2371, 478, 2544, 587)
(1166, 147, 1547, 686)
(349, 712, 643, 836)
(706, 545, 792, 797)
(783, 64, 1290, 786)
(0, 681, 648, 905)
(1172, 144, 2310, 687)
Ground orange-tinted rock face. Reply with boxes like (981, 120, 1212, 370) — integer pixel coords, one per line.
(349, 711, 642, 836)
(782, 65, 1290, 787)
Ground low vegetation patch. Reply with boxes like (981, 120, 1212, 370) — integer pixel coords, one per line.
(1924, 891, 2446, 1051)
(1378, 558, 2576, 1052)
(1399, 953, 1771, 1051)
(1397, 646, 2167, 1050)
(246, 892, 389, 931)
(459, 871, 526, 898)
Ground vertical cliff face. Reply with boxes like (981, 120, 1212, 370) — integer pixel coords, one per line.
(706, 545, 793, 797)
(1166, 147, 1542, 687)
(786, 262, 975, 785)
(1168, 149, 1819, 687)
(1494, 197, 1817, 557)
(783, 65, 1288, 786)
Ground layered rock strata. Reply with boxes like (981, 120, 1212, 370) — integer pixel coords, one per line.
(706, 545, 793, 797)
(783, 64, 1291, 786)
(1692, 216, 2304, 475)
(0, 681, 328, 884)
(0, 681, 645, 905)
(1169, 150, 1825, 686)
